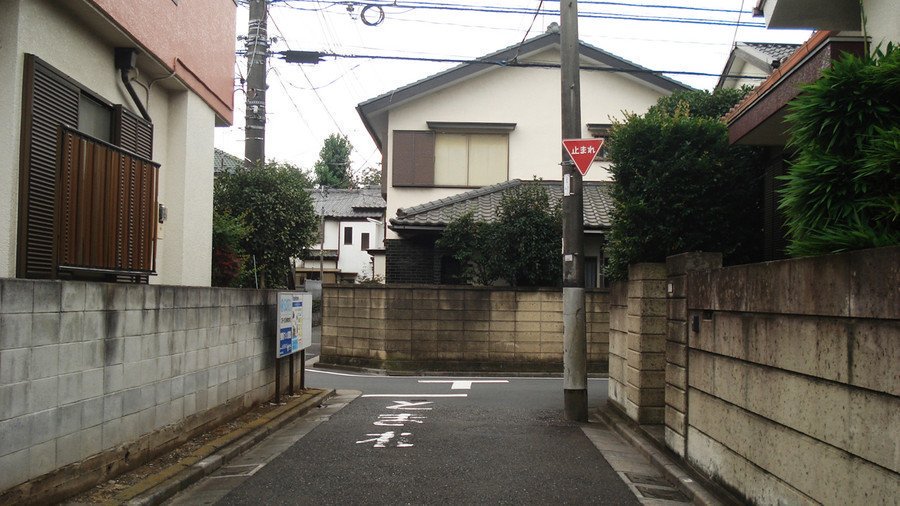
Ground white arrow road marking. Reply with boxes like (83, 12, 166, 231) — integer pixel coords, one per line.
(417, 380, 509, 390)
(387, 401, 433, 410)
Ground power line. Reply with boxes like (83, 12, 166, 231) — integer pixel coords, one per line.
(277, 0, 767, 28)
(268, 7, 374, 174)
(277, 49, 768, 80)
(546, 0, 752, 15)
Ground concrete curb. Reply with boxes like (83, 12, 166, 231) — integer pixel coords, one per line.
(312, 361, 609, 379)
(593, 403, 737, 506)
(120, 388, 335, 506)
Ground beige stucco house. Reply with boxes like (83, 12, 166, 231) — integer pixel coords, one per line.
(0, 0, 235, 286)
(357, 26, 690, 284)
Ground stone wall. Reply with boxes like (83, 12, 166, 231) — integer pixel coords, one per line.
(607, 264, 667, 424)
(0, 280, 294, 503)
(320, 285, 610, 372)
(663, 252, 721, 457)
(680, 247, 899, 504)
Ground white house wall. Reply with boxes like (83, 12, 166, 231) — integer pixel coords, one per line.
(384, 47, 668, 239)
(863, 0, 899, 50)
(722, 59, 771, 90)
(337, 220, 380, 279)
(0, 0, 216, 285)
(0, 0, 22, 279)
(303, 219, 381, 280)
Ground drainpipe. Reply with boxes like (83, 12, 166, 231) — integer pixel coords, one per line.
(115, 48, 152, 122)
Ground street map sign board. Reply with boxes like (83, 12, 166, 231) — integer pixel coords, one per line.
(562, 138, 605, 176)
(276, 292, 312, 358)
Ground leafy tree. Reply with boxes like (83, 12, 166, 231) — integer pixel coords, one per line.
(779, 45, 899, 256)
(353, 165, 382, 188)
(211, 212, 250, 287)
(214, 161, 318, 288)
(437, 182, 561, 287)
(314, 133, 353, 188)
(493, 183, 562, 286)
(650, 87, 751, 119)
(604, 88, 765, 280)
(438, 212, 504, 285)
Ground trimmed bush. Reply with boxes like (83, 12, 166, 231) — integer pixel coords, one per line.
(604, 89, 765, 280)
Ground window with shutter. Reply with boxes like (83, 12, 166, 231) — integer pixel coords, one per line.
(391, 130, 434, 187)
(17, 54, 159, 282)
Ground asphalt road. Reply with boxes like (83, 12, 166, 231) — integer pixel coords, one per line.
(204, 369, 638, 505)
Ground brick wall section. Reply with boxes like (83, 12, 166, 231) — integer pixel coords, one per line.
(678, 246, 900, 504)
(0, 280, 288, 503)
(607, 281, 627, 415)
(607, 263, 667, 424)
(384, 238, 440, 284)
(321, 285, 610, 372)
(663, 252, 721, 457)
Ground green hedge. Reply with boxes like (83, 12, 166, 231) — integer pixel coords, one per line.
(780, 45, 900, 256)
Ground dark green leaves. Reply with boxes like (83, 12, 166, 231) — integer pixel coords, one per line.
(604, 88, 765, 281)
(214, 162, 318, 287)
(314, 133, 354, 189)
(780, 45, 899, 256)
(437, 182, 562, 287)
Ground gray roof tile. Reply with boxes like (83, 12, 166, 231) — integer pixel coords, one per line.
(743, 42, 801, 63)
(310, 187, 386, 219)
(214, 148, 243, 174)
(391, 179, 613, 230)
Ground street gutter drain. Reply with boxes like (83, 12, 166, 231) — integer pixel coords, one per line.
(623, 472, 672, 487)
(634, 485, 689, 501)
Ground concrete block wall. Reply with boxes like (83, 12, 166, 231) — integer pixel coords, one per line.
(663, 252, 721, 457)
(606, 282, 628, 417)
(0, 279, 280, 503)
(607, 263, 667, 424)
(321, 285, 610, 372)
(679, 246, 900, 504)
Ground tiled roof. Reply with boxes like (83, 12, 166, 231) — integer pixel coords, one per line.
(309, 187, 386, 219)
(391, 179, 614, 231)
(744, 42, 801, 63)
(724, 31, 837, 125)
(214, 148, 243, 174)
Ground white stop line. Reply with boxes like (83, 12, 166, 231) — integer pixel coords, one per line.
(417, 380, 509, 390)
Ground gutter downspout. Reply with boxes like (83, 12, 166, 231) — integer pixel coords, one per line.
(115, 48, 152, 122)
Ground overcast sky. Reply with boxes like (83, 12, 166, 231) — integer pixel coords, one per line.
(215, 0, 811, 175)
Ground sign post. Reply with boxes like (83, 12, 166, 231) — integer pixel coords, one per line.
(275, 292, 312, 403)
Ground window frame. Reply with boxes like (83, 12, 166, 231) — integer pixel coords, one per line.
(433, 131, 510, 188)
(344, 226, 353, 245)
(586, 123, 612, 162)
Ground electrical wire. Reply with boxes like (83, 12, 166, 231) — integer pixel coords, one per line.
(270, 66, 316, 134)
(277, 0, 767, 28)
(276, 49, 769, 80)
(513, 0, 545, 62)
(268, 7, 371, 173)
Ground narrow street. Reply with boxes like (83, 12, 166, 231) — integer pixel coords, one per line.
(167, 369, 641, 505)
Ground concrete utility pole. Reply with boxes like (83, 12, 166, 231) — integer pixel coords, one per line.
(245, 0, 268, 168)
(560, 0, 588, 422)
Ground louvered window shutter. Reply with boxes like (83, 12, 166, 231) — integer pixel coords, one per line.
(392, 131, 434, 187)
(17, 55, 80, 278)
(113, 105, 153, 160)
